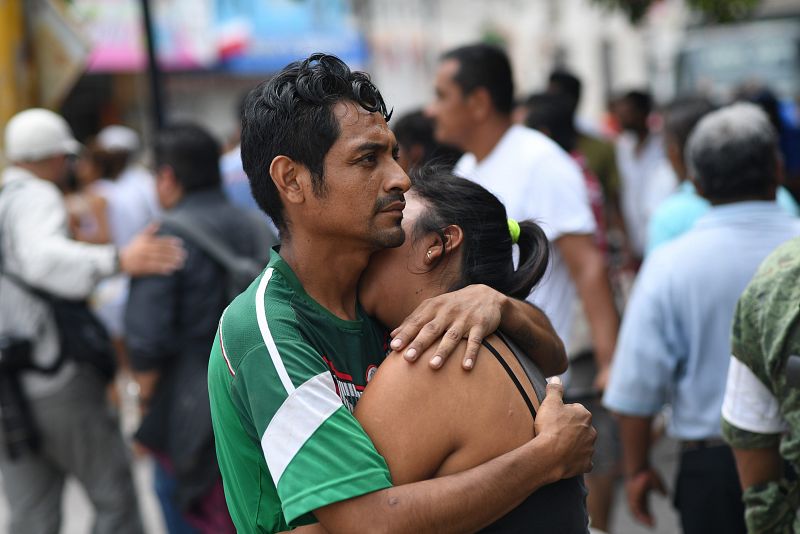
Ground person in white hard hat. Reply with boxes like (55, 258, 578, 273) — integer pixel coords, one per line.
(88, 125, 161, 370)
(0, 108, 185, 534)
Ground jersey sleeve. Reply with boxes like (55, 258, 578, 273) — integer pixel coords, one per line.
(228, 314, 392, 526)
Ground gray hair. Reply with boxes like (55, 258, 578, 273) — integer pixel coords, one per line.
(686, 102, 778, 201)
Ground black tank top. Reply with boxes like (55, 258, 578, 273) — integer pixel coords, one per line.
(478, 334, 589, 534)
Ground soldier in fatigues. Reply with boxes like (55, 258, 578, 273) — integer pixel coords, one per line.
(721, 236, 800, 534)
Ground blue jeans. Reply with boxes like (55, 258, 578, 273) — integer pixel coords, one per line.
(153, 460, 199, 534)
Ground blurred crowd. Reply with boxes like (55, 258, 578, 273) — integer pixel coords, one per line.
(1, 41, 799, 534)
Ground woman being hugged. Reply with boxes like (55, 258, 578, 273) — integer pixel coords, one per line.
(356, 166, 590, 533)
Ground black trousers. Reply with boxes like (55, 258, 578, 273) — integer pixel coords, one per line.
(674, 444, 746, 534)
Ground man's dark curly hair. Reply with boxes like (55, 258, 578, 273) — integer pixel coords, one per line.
(241, 53, 392, 233)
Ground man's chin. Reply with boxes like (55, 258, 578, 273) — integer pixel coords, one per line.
(373, 227, 406, 249)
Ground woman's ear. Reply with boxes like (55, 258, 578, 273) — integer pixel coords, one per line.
(270, 155, 306, 205)
(442, 224, 464, 253)
(423, 225, 464, 265)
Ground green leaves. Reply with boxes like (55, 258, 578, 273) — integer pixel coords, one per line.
(591, 0, 762, 23)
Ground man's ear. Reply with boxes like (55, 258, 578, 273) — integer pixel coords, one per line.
(424, 225, 465, 265)
(157, 164, 181, 192)
(468, 87, 493, 122)
(270, 155, 307, 205)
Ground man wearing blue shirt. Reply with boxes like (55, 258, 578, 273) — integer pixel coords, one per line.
(646, 98, 799, 255)
(604, 102, 800, 534)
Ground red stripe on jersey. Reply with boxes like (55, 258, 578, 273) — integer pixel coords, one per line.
(219, 322, 236, 377)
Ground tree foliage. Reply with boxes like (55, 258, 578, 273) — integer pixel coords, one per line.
(591, 0, 762, 23)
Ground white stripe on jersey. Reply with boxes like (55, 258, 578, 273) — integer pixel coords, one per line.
(256, 268, 295, 394)
(261, 371, 342, 485)
(722, 356, 787, 434)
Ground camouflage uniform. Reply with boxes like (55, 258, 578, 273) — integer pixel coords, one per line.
(722, 237, 800, 533)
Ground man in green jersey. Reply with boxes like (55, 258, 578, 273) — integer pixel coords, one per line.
(208, 53, 596, 533)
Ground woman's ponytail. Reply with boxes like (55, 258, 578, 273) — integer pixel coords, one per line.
(507, 220, 550, 300)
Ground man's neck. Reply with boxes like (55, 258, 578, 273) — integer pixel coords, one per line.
(707, 193, 776, 207)
(466, 115, 514, 163)
(279, 232, 370, 321)
(14, 162, 53, 183)
(632, 127, 650, 153)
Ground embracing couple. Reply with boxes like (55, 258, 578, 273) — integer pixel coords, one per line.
(208, 53, 597, 533)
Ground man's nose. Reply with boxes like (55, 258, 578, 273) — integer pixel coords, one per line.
(387, 162, 411, 193)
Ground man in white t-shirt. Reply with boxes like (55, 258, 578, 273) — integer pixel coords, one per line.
(612, 91, 677, 259)
(425, 44, 619, 390)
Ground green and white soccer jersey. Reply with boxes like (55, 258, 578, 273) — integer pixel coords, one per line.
(208, 250, 392, 533)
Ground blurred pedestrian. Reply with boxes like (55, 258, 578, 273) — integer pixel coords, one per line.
(647, 97, 799, 255)
(547, 70, 622, 230)
(220, 94, 260, 213)
(721, 236, 800, 534)
(391, 109, 461, 172)
(524, 93, 607, 253)
(525, 92, 621, 533)
(603, 103, 800, 534)
(93, 125, 159, 249)
(0, 108, 184, 534)
(736, 84, 800, 213)
(612, 90, 677, 261)
(644, 97, 716, 254)
(126, 123, 273, 534)
(91, 126, 160, 373)
(64, 139, 111, 244)
(427, 44, 619, 393)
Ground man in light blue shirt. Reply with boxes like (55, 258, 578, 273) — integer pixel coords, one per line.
(645, 98, 799, 255)
(647, 180, 799, 254)
(604, 103, 800, 534)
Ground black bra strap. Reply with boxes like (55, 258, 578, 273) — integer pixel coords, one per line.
(482, 339, 537, 419)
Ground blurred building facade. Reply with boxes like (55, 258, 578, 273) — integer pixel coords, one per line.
(2, 0, 799, 150)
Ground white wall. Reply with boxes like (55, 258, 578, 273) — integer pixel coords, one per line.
(361, 0, 686, 124)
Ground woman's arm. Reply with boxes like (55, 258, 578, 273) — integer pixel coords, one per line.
(389, 284, 566, 376)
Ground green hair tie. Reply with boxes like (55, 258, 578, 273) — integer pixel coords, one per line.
(507, 218, 520, 244)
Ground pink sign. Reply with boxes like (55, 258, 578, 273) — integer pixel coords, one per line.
(69, 0, 216, 72)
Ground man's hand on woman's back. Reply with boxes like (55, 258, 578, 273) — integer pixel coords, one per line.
(534, 377, 597, 480)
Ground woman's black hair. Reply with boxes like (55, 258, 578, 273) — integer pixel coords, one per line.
(410, 165, 549, 300)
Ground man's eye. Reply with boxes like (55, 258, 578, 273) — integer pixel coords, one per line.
(361, 154, 377, 164)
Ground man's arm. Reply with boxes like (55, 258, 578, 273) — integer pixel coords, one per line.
(617, 414, 666, 527)
(9, 185, 183, 300)
(499, 299, 566, 376)
(315, 379, 595, 534)
(389, 284, 566, 375)
(557, 233, 619, 389)
(732, 446, 783, 490)
(125, 245, 182, 405)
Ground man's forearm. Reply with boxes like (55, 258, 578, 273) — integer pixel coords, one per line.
(733, 446, 783, 490)
(500, 298, 566, 376)
(316, 435, 563, 534)
(572, 257, 618, 369)
(618, 414, 654, 476)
